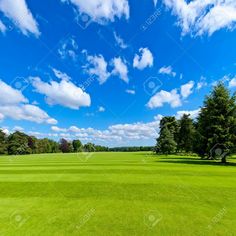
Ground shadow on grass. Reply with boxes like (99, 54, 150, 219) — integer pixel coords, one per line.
(157, 157, 236, 166)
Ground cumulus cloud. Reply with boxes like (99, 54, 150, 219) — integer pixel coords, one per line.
(133, 48, 154, 70)
(0, 80, 28, 105)
(51, 126, 67, 132)
(147, 81, 195, 109)
(163, 0, 236, 36)
(52, 68, 71, 81)
(114, 32, 128, 49)
(0, 104, 57, 124)
(229, 76, 236, 87)
(147, 89, 182, 109)
(85, 53, 110, 84)
(180, 81, 195, 98)
(84, 52, 130, 84)
(176, 109, 200, 119)
(51, 114, 163, 143)
(0, 0, 40, 36)
(159, 65, 176, 77)
(0, 80, 57, 124)
(31, 77, 91, 109)
(64, 0, 129, 23)
(111, 57, 129, 83)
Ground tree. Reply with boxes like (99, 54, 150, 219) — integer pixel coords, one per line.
(59, 139, 72, 153)
(83, 143, 96, 152)
(156, 116, 178, 154)
(195, 83, 236, 163)
(7, 131, 31, 155)
(49, 140, 60, 153)
(156, 126, 177, 154)
(28, 136, 38, 154)
(37, 138, 59, 153)
(0, 129, 7, 154)
(159, 116, 179, 144)
(177, 114, 195, 153)
(72, 140, 83, 152)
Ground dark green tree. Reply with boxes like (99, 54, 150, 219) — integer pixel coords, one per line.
(72, 139, 83, 152)
(156, 126, 177, 154)
(177, 114, 195, 153)
(159, 116, 179, 143)
(37, 138, 59, 153)
(195, 83, 236, 163)
(7, 131, 31, 155)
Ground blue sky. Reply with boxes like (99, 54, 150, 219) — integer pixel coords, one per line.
(0, 0, 236, 147)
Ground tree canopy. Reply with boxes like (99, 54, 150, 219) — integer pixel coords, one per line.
(156, 83, 236, 163)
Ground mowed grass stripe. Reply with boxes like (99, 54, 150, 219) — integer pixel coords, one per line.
(0, 152, 235, 235)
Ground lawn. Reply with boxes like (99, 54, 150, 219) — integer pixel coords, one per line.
(0, 152, 235, 236)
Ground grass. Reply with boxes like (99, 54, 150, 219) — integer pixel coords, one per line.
(0, 152, 235, 236)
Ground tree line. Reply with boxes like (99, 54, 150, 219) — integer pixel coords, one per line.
(0, 131, 154, 155)
(0, 131, 110, 155)
(155, 83, 236, 163)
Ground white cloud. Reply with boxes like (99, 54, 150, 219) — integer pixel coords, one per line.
(197, 3, 236, 36)
(0, 104, 57, 124)
(0, 80, 28, 105)
(154, 0, 158, 7)
(147, 89, 182, 109)
(65, 0, 129, 23)
(229, 77, 236, 87)
(133, 48, 154, 70)
(197, 76, 207, 90)
(2, 128, 9, 135)
(111, 57, 129, 83)
(0, 20, 6, 33)
(114, 32, 128, 49)
(181, 81, 194, 98)
(31, 77, 91, 109)
(13, 126, 24, 132)
(147, 81, 195, 109)
(176, 109, 200, 119)
(164, 0, 236, 36)
(0, 80, 57, 124)
(58, 37, 78, 60)
(98, 106, 105, 112)
(51, 126, 67, 132)
(126, 89, 135, 95)
(159, 65, 176, 77)
(85, 53, 110, 84)
(84, 53, 129, 84)
(51, 114, 163, 143)
(154, 114, 163, 121)
(52, 68, 71, 81)
(47, 118, 58, 125)
(0, 0, 40, 36)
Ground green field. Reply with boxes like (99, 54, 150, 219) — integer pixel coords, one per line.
(0, 152, 235, 236)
